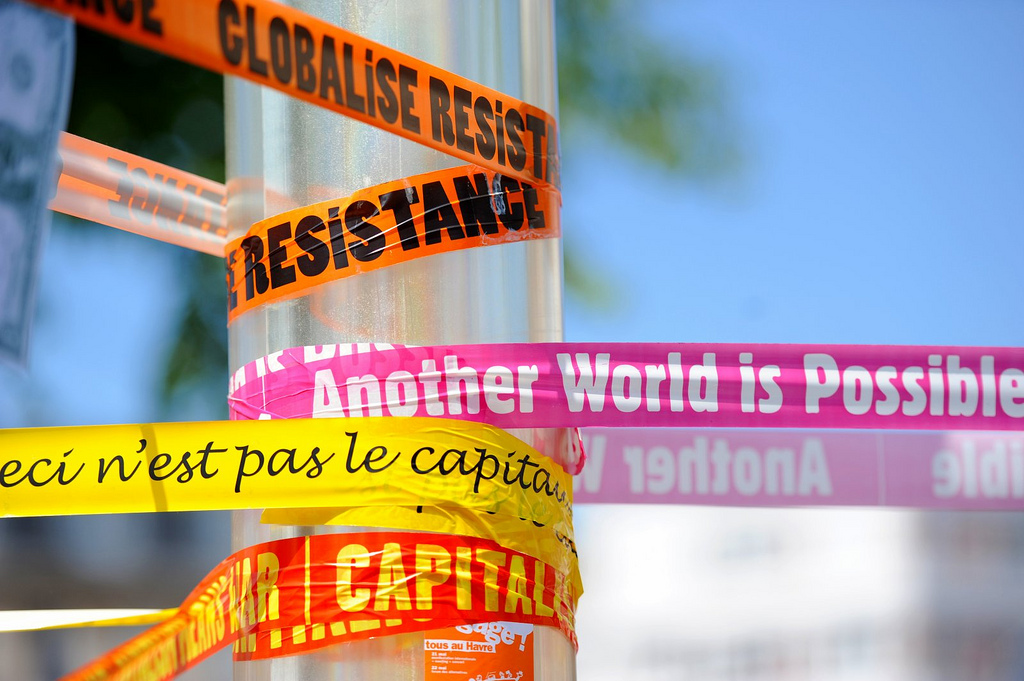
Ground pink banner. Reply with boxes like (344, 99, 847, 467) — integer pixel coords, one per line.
(228, 343, 1024, 431)
(574, 429, 1024, 510)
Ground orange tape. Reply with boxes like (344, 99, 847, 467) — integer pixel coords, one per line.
(61, 532, 577, 681)
(226, 165, 560, 321)
(51, 133, 226, 255)
(30, 0, 560, 194)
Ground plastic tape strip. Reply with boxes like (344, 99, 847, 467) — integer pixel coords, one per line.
(260, 504, 579, 591)
(228, 343, 1024, 431)
(28, 0, 560, 194)
(226, 164, 560, 321)
(54, 532, 576, 681)
(50, 133, 226, 255)
(0, 417, 572, 537)
(575, 428, 1024, 510)
(0, 609, 175, 633)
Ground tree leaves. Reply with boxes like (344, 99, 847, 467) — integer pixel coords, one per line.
(557, 0, 738, 177)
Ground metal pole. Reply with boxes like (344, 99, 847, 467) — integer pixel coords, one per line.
(225, 1, 572, 680)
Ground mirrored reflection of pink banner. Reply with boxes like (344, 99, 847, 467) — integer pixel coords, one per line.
(574, 429, 1024, 510)
(228, 343, 1024, 431)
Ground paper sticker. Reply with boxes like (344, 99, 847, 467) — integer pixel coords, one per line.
(426, 622, 534, 681)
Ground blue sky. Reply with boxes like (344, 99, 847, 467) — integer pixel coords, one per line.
(565, 0, 1024, 347)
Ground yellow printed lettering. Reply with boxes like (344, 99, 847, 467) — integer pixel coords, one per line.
(336, 543, 371, 612)
(414, 543, 452, 610)
(373, 542, 412, 611)
(504, 554, 532, 615)
(256, 551, 281, 623)
(475, 548, 506, 612)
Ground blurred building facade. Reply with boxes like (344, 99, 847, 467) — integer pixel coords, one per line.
(0, 513, 230, 680)
(575, 506, 1024, 681)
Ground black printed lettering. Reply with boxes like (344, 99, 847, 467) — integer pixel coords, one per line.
(98, 455, 142, 483)
(495, 101, 505, 166)
(218, 0, 244, 65)
(234, 445, 264, 493)
(525, 114, 546, 180)
(421, 181, 465, 244)
(505, 108, 526, 171)
(112, 0, 133, 22)
(342, 42, 365, 114)
(154, 177, 185, 229)
(452, 173, 499, 237)
(345, 200, 385, 262)
(497, 176, 524, 231)
(379, 186, 420, 250)
(305, 447, 335, 478)
(344, 432, 399, 473)
(244, 6, 269, 77)
(319, 35, 343, 104)
(399, 66, 420, 133)
(268, 16, 292, 84)
(173, 452, 203, 484)
(467, 448, 499, 494)
(473, 97, 495, 160)
(294, 24, 316, 93)
(326, 206, 350, 269)
(266, 222, 296, 289)
(375, 58, 398, 124)
(56, 450, 85, 485)
(139, 0, 162, 35)
(226, 249, 239, 311)
(242, 235, 270, 299)
(363, 49, 376, 117)
(545, 122, 560, 186)
(148, 452, 176, 482)
(295, 215, 329, 277)
(521, 183, 546, 230)
(268, 448, 301, 475)
(429, 76, 454, 146)
(195, 442, 224, 479)
(106, 158, 132, 219)
(128, 167, 155, 224)
(453, 86, 474, 154)
(0, 460, 24, 487)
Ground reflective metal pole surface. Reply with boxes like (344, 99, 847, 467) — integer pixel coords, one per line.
(225, 2, 572, 679)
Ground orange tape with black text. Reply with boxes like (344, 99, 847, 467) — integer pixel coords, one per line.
(226, 164, 559, 321)
(51, 133, 226, 255)
(61, 531, 577, 681)
(28, 0, 559, 194)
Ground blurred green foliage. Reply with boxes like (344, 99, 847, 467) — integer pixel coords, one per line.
(558, 0, 737, 174)
(63, 0, 736, 419)
(65, 29, 228, 418)
(556, 0, 738, 308)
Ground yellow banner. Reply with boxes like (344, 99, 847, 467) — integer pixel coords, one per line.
(0, 609, 175, 633)
(0, 418, 572, 536)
